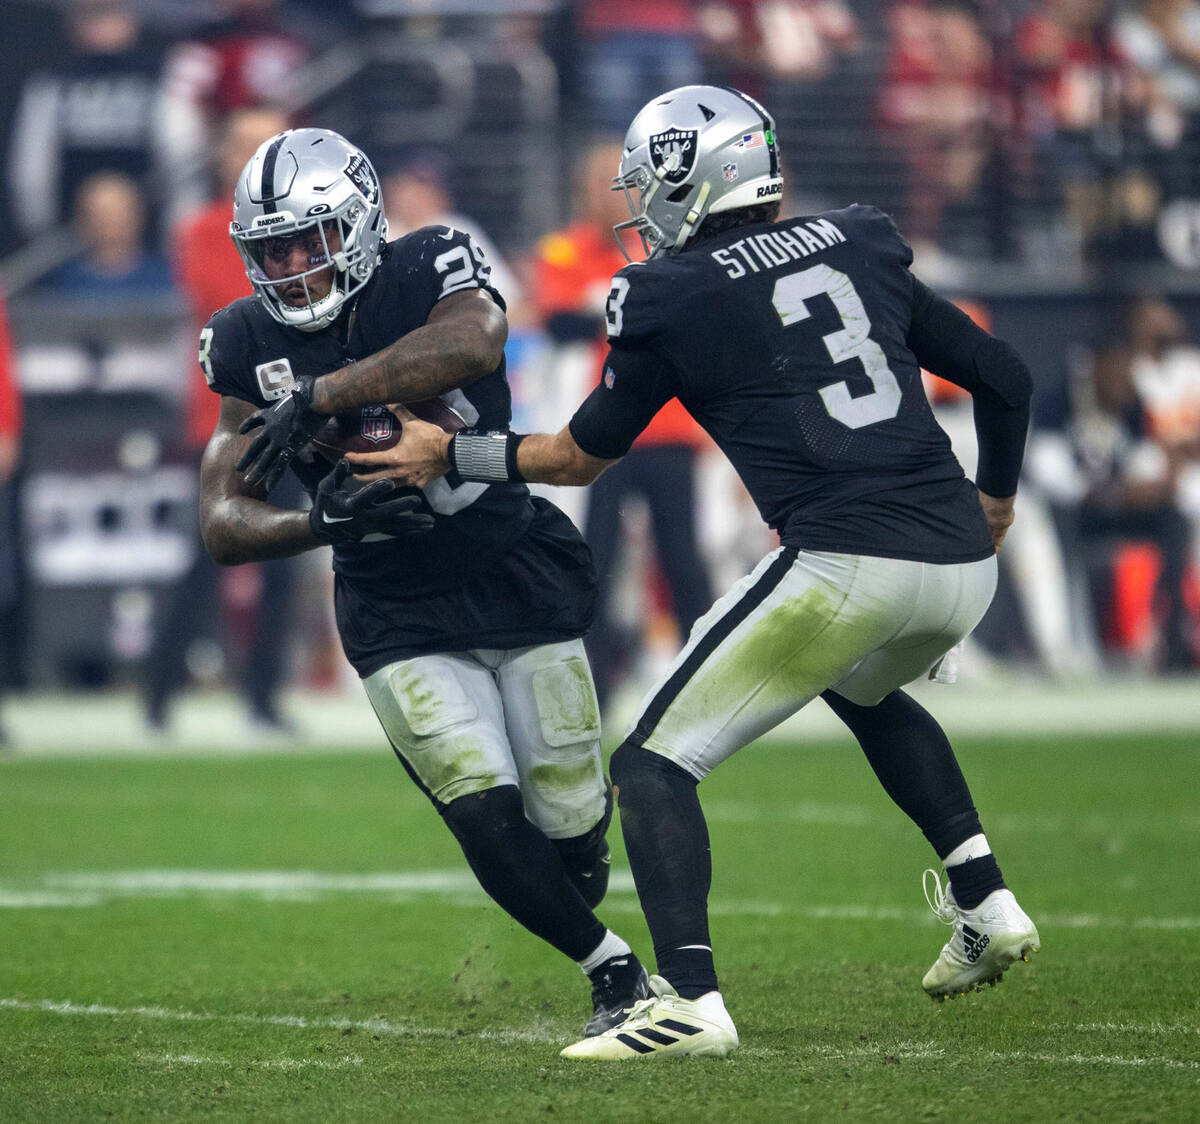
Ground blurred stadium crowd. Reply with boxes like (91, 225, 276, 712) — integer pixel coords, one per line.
(1, 0, 1199, 744)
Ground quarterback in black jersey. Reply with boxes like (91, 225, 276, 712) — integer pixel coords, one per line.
(197, 128, 651, 1035)
(350, 87, 1042, 1058)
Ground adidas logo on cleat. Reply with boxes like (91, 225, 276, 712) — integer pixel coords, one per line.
(562, 975, 739, 1059)
(920, 871, 1041, 1000)
(616, 1019, 705, 1053)
(961, 924, 990, 964)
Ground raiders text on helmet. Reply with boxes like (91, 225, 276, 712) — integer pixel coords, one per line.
(614, 86, 783, 258)
(231, 129, 388, 331)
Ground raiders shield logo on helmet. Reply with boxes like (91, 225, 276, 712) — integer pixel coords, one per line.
(649, 129, 698, 185)
(344, 153, 379, 203)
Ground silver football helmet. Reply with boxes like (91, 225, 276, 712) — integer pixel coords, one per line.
(231, 128, 388, 331)
(614, 85, 783, 258)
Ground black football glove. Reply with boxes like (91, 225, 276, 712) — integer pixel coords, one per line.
(236, 374, 325, 491)
(309, 459, 435, 544)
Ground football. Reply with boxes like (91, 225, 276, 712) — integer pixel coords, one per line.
(310, 398, 467, 463)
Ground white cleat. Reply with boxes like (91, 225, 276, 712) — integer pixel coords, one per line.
(921, 869, 1040, 1001)
(560, 975, 738, 1059)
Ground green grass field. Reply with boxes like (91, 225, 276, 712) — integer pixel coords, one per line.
(2, 730, 1198, 1122)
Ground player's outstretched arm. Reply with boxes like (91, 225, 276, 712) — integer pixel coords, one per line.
(512, 429, 616, 486)
(346, 406, 616, 489)
(201, 396, 323, 566)
(311, 289, 507, 416)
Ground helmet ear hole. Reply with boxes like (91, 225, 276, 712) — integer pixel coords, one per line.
(666, 184, 693, 204)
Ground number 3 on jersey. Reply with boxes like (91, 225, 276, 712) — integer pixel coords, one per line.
(772, 264, 902, 429)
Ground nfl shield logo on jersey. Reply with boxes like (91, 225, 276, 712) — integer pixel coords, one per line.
(359, 405, 394, 443)
(649, 129, 698, 184)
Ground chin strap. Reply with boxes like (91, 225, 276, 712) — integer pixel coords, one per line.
(673, 181, 712, 251)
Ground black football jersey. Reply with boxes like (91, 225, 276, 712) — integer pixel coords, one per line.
(201, 225, 596, 674)
(569, 205, 994, 564)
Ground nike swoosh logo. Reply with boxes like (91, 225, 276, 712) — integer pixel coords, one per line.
(322, 512, 354, 524)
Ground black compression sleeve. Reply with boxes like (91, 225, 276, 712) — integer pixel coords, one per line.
(567, 346, 679, 460)
(908, 279, 1033, 496)
(972, 397, 1029, 498)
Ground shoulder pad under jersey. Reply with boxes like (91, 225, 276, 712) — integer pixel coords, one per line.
(385, 225, 507, 313)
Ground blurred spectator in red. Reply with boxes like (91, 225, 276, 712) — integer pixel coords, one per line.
(38, 172, 174, 300)
(878, 1, 992, 257)
(533, 139, 713, 716)
(573, 0, 703, 131)
(165, 0, 312, 121)
(382, 150, 529, 327)
(142, 105, 305, 738)
(163, 0, 317, 210)
(0, 292, 22, 746)
(701, 0, 859, 97)
(1016, 0, 1154, 255)
(6, 0, 196, 246)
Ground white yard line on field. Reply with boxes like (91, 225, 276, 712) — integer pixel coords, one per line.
(5, 1001, 1198, 1072)
(140, 1051, 364, 1070)
(809, 1039, 1200, 1071)
(3, 869, 1200, 930)
(995, 1050, 1200, 1071)
(0, 998, 561, 1045)
(1055, 1022, 1200, 1037)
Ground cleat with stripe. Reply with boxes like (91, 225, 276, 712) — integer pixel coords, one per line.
(921, 870, 1040, 1001)
(561, 975, 738, 1059)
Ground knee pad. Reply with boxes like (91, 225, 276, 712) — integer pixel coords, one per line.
(551, 780, 613, 909)
(440, 784, 525, 848)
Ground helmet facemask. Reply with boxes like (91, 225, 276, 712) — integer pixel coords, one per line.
(232, 199, 377, 331)
(612, 163, 713, 261)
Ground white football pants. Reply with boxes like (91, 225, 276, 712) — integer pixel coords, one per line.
(628, 547, 998, 780)
(363, 638, 607, 839)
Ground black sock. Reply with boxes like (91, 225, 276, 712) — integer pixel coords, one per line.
(610, 740, 718, 999)
(551, 780, 613, 910)
(655, 948, 718, 1000)
(822, 688, 985, 856)
(441, 785, 604, 961)
(946, 854, 1006, 910)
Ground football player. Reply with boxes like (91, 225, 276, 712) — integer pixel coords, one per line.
(347, 86, 1042, 1059)
(197, 128, 651, 1035)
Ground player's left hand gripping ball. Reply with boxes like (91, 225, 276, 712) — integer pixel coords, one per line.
(236, 374, 325, 490)
(309, 459, 434, 543)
